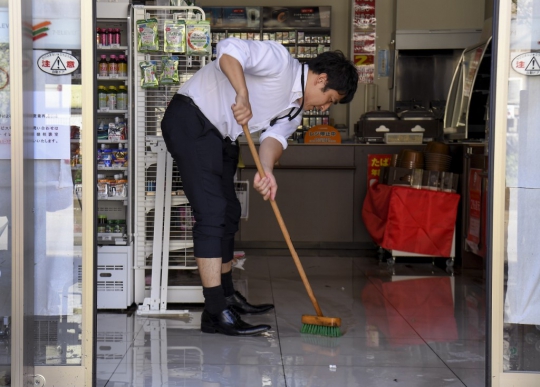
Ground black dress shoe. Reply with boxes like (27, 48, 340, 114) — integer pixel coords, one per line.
(201, 307, 271, 336)
(225, 291, 275, 315)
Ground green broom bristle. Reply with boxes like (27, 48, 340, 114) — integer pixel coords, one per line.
(301, 323, 342, 337)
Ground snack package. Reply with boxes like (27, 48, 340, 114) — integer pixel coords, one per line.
(186, 20, 211, 56)
(101, 149, 114, 167)
(97, 181, 109, 199)
(164, 21, 186, 53)
(97, 121, 109, 140)
(113, 147, 128, 167)
(137, 18, 159, 52)
(160, 56, 180, 85)
(140, 60, 159, 88)
(109, 120, 127, 142)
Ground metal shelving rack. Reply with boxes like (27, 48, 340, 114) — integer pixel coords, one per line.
(132, 5, 207, 313)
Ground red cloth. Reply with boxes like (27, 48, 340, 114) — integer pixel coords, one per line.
(362, 183, 460, 257)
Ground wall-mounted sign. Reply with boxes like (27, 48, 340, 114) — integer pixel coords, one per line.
(353, 0, 376, 29)
(262, 6, 330, 29)
(303, 125, 341, 144)
(203, 7, 261, 28)
(511, 52, 540, 76)
(37, 51, 79, 76)
(355, 54, 375, 84)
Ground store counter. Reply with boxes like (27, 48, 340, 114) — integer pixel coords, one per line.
(237, 143, 427, 249)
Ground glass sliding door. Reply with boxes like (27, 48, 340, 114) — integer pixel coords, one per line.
(9, 0, 37, 384)
(0, 1, 13, 385)
(9, 0, 95, 384)
(490, 0, 540, 385)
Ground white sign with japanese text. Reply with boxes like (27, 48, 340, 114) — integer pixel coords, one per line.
(38, 51, 79, 76)
(511, 52, 540, 76)
(32, 50, 71, 160)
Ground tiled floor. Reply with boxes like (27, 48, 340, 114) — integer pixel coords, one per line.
(96, 254, 486, 386)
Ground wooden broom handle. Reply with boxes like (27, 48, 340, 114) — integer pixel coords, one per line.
(241, 124, 323, 317)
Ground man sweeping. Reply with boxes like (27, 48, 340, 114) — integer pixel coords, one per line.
(161, 37, 358, 336)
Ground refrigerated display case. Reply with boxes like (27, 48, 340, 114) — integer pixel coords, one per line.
(94, 4, 134, 309)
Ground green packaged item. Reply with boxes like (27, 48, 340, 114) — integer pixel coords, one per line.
(140, 61, 159, 88)
(164, 21, 186, 53)
(160, 56, 180, 85)
(137, 18, 159, 52)
(186, 20, 211, 56)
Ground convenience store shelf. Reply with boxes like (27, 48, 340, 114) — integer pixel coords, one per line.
(97, 76, 128, 81)
(97, 109, 128, 114)
(97, 45, 128, 51)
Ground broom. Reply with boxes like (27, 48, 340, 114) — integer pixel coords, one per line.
(241, 124, 342, 337)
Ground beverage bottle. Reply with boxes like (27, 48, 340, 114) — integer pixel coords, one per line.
(107, 28, 115, 46)
(101, 28, 109, 46)
(108, 54, 118, 77)
(98, 55, 108, 77)
(118, 54, 128, 77)
(113, 28, 121, 46)
(98, 85, 108, 109)
(96, 27, 101, 46)
(107, 86, 117, 110)
(117, 85, 128, 110)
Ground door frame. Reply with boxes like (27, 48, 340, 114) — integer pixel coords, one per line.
(489, 0, 540, 385)
(9, 0, 95, 385)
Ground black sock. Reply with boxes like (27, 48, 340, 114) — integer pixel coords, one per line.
(202, 285, 227, 315)
(221, 270, 235, 297)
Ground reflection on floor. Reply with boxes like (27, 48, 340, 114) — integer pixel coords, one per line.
(97, 254, 486, 387)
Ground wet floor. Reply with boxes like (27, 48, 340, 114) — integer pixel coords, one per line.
(96, 254, 486, 386)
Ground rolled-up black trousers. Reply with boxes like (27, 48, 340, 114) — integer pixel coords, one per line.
(160, 94, 241, 263)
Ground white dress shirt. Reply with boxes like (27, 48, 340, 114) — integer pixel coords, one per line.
(178, 38, 305, 149)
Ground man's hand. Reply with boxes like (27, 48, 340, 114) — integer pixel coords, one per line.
(253, 169, 277, 201)
(232, 93, 253, 126)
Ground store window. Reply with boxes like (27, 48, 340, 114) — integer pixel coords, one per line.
(31, 0, 83, 367)
(502, 0, 540, 373)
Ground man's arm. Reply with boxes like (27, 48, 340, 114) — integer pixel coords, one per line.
(219, 54, 252, 125)
(254, 137, 283, 201)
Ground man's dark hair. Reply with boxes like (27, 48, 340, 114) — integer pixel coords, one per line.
(307, 50, 359, 104)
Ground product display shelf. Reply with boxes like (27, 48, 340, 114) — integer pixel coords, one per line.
(97, 109, 129, 114)
(95, 11, 134, 310)
(133, 5, 207, 312)
(97, 76, 129, 81)
(96, 13, 131, 242)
